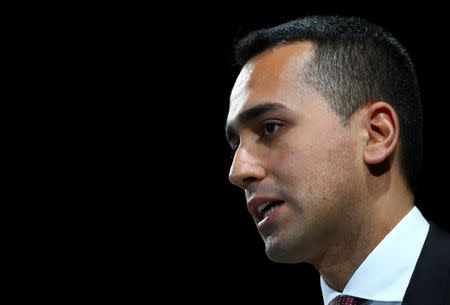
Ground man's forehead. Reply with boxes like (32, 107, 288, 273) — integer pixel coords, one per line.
(229, 64, 254, 122)
(228, 41, 315, 121)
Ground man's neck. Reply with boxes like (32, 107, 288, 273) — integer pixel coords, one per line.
(316, 190, 414, 291)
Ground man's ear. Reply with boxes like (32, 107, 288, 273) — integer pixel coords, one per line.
(363, 102, 400, 165)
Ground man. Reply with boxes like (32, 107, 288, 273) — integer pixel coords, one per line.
(225, 16, 450, 305)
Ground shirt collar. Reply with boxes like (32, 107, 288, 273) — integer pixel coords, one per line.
(321, 206, 429, 305)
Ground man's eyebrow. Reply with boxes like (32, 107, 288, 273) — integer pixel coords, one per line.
(225, 102, 288, 143)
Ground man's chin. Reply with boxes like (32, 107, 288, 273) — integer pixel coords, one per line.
(265, 239, 303, 264)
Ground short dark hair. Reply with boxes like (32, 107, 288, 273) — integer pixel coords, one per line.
(234, 16, 423, 191)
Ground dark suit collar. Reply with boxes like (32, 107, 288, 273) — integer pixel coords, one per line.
(403, 223, 450, 305)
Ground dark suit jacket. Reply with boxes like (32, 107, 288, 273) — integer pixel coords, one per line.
(403, 223, 450, 305)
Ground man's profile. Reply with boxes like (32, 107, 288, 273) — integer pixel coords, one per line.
(225, 16, 450, 305)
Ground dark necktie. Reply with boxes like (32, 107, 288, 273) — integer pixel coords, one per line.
(329, 295, 368, 305)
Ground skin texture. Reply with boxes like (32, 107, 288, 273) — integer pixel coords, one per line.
(226, 41, 414, 292)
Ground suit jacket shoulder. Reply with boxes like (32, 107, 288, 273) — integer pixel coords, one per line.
(403, 223, 450, 305)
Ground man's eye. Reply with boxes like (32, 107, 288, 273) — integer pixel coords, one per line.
(260, 122, 281, 137)
(231, 143, 239, 152)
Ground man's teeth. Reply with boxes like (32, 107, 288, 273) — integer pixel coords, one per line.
(257, 201, 283, 219)
(257, 202, 271, 215)
(262, 205, 278, 218)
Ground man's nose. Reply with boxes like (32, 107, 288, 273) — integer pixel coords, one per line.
(229, 146, 266, 189)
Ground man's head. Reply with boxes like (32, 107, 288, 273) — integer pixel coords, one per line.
(225, 16, 422, 264)
(233, 16, 422, 190)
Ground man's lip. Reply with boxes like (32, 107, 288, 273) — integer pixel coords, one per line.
(247, 195, 284, 221)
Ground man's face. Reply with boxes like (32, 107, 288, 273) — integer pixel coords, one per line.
(226, 42, 365, 265)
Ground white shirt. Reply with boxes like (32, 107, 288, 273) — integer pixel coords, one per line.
(320, 206, 429, 305)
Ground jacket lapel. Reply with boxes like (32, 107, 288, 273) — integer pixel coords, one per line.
(403, 223, 450, 305)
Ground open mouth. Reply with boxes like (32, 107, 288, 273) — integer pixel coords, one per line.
(257, 201, 284, 220)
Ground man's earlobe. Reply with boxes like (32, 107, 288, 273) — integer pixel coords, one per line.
(363, 102, 399, 165)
